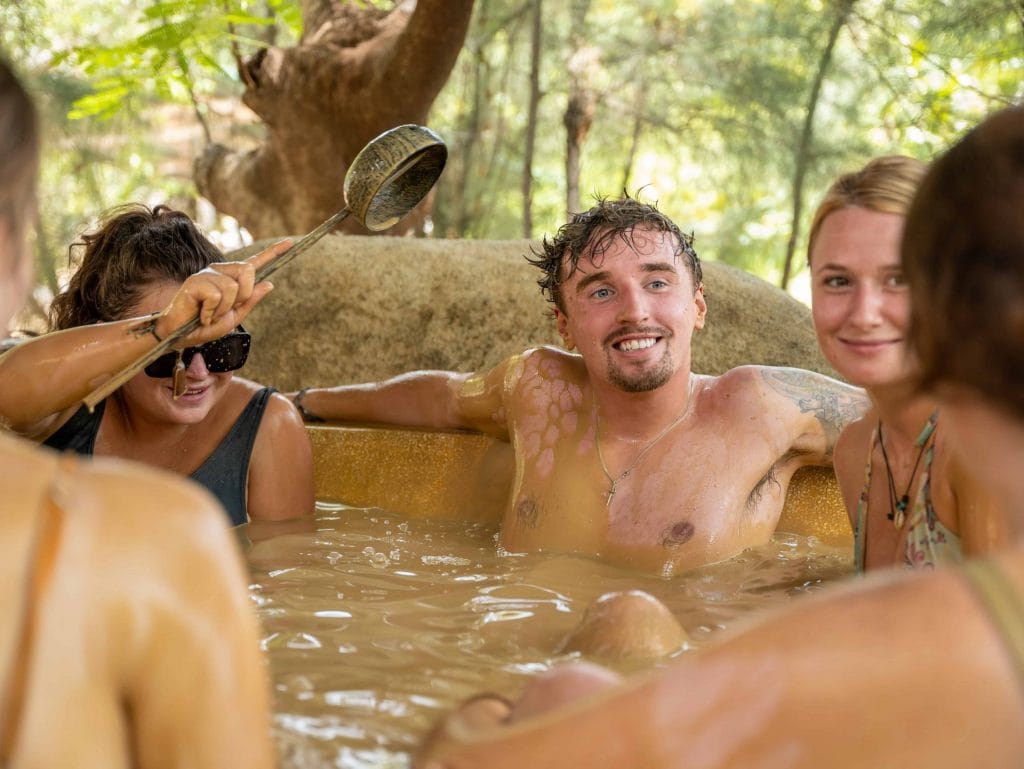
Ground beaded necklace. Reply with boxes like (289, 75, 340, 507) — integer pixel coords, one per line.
(877, 410, 938, 529)
(594, 380, 696, 509)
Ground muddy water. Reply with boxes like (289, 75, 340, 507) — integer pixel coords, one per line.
(240, 502, 853, 768)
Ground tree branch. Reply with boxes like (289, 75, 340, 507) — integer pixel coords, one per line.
(781, 0, 854, 290)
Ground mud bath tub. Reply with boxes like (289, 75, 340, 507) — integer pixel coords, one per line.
(241, 424, 853, 768)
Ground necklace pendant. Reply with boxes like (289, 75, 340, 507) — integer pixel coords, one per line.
(892, 494, 909, 528)
(605, 482, 617, 509)
(172, 352, 188, 401)
(892, 506, 906, 529)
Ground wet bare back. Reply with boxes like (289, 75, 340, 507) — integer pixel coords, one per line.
(0, 433, 275, 769)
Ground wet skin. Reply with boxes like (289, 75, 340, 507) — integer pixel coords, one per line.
(95, 281, 245, 475)
(0, 190, 279, 763)
(0, 247, 314, 522)
(115, 282, 235, 428)
(89, 281, 314, 520)
(298, 227, 866, 573)
(413, 109, 1024, 769)
(452, 229, 867, 574)
(491, 349, 861, 574)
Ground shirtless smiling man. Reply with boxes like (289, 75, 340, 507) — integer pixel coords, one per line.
(295, 196, 867, 574)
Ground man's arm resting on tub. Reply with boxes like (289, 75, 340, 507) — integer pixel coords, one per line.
(288, 362, 513, 439)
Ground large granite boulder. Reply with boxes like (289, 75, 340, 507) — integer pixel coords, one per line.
(238, 235, 835, 390)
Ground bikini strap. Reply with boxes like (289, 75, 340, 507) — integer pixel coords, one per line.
(0, 456, 72, 763)
(961, 558, 1024, 700)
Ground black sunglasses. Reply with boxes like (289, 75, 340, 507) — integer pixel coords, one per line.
(144, 327, 251, 378)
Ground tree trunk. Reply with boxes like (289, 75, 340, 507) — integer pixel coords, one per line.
(194, 0, 475, 239)
(620, 83, 646, 193)
(780, 0, 854, 289)
(33, 210, 58, 294)
(522, 0, 542, 238)
(447, 10, 490, 238)
(564, 0, 594, 216)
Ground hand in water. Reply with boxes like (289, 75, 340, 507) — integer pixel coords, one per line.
(156, 239, 292, 346)
(412, 662, 621, 769)
(413, 693, 512, 769)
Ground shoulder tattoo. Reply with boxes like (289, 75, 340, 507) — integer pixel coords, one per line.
(760, 368, 869, 450)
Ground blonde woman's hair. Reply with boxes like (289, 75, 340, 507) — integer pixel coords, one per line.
(806, 155, 927, 264)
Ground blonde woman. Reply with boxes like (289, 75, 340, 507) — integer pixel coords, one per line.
(808, 155, 1008, 570)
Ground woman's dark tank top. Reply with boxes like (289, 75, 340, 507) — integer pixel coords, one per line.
(42, 387, 275, 525)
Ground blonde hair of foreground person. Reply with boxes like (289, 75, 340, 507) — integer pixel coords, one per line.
(414, 110, 1024, 769)
(0, 58, 276, 768)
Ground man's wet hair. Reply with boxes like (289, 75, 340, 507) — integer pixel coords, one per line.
(526, 194, 702, 312)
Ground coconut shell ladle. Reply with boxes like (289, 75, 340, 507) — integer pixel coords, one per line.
(82, 124, 447, 410)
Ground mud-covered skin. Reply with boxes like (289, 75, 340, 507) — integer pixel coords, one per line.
(442, 228, 867, 574)
(465, 347, 864, 575)
(302, 225, 867, 574)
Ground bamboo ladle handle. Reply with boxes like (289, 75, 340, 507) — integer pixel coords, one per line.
(81, 125, 447, 411)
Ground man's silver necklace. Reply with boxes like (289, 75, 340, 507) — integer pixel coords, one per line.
(594, 382, 695, 509)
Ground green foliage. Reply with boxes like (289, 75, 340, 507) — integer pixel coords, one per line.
(428, 0, 1023, 289)
(2, 0, 301, 318)
(65, 0, 281, 120)
(4, 0, 1024, 314)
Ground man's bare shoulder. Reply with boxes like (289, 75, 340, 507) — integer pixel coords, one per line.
(501, 346, 587, 417)
(514, 346, 587, 384)
(520, 344, 582, 364)
(696, 365, 814, 407)
(712, 365, 869, 460)
(717, 364, 853, 395)
(701, 365, 765, 395)
(738, 365, 866, 410)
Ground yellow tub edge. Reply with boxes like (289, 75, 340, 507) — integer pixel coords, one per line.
(307, 424, 853, 548)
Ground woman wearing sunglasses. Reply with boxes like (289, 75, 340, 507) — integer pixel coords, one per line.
(0, 57, 276, 769)
(0, 204, 314, 525)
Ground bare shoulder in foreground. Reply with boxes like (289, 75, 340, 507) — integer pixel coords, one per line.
(414, 552, 1024, 769)
(1, 439, 276, 769)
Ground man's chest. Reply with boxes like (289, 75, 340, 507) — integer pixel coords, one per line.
(502, 423, 793, 571)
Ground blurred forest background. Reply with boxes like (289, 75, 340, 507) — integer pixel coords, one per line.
(2, 0, 1022, 324)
